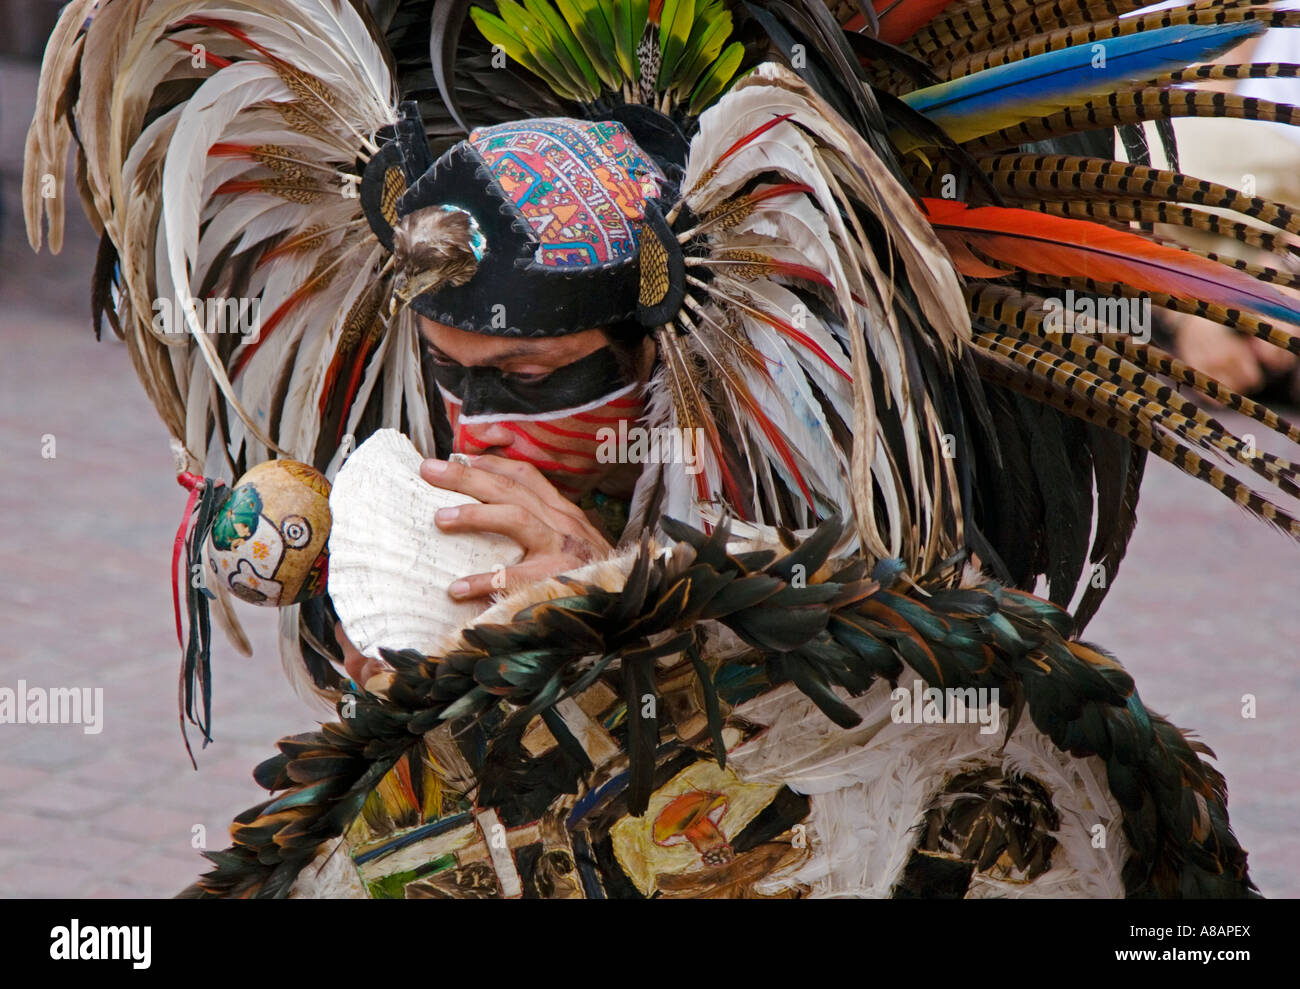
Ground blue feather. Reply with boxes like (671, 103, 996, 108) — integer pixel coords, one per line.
(900, 21, 1264, 144)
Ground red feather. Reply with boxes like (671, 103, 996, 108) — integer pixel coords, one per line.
(922, 198, 1300, 328)
(232, 237, 357, 378)
(231, 274, 327, 376)
(319, 334, 379, 439)
(167, 36, 233, 69)
(258, 228, 328, 267)
(171, 483, 202, 649)
(763, 258, 837, 292)
(322, 326, 379, 441)
(736, 297, 853, 383)
(392, 754, 422, 815)
(718, 372, 817, 512)
(700, 416, 748, 514)
(207, 141, 254, 158)
(335, 343, 376, 440)
(745, 181, 815, 206)
(175, 16, 276, 59)
(843, 1, 956, 45)
(715, 113, 796, 171)
(318, 348, 346, 420)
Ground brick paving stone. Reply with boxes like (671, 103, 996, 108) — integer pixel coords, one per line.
(81, 884, 152, 900)
(37, 833, 146, 868)
(62, 753, 170, 788)
(137, 779, 268, 820)
(22, 779, 128, 818)
(0, 847, 31, 882)
(0, 811, 82, 852)
(0, 765, 50, 791)
(5, 860, 113, 899)
(97, 804, 229, 848)
(1088, 449, 1300, 899)
(109, 849, 214, 895)
(1, 731, 103, 771)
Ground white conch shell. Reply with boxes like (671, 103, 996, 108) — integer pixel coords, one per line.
(328, 429, 524, 659)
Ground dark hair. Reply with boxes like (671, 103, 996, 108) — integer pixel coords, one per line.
(602, 318, 652, 383)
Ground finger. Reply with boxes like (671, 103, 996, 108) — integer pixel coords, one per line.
(420, 457, 549, 513)
(464, 455, 612, 548)
(359, 658, 393, 688)
(446, 568, 507, 601)
(421, 457, 609, 550)
(1250, 335, 1298, 374)
(467, 452, 613, 543)
(435, 501, 558, 553)
(468, 454, 586, 519)
(449, 556, 592, 601)
(335, 621, 369, 683)
(345, 652, 368, 684)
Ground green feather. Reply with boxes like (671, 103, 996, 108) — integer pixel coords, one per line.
(556, 0, 622, 89)
(689, 40, 745, 115)
(688, 643, 727, 769)
(260, 780, 335, 814)
(495, 0, 587, 100)
(592, 0, 628, 81)
(668, 12, 732, 98)
(522, 0, 601, 97)
(469, 8, 579, 101)
(658, 0, 697, 86)
(611, 0, 649, 82)
(438, 685, 494, 722)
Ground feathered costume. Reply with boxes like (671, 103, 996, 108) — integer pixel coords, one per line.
(24, 0, 1300, 898)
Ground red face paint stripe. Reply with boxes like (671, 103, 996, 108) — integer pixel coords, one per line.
(531, 418, 618, 440)
(500, 421, 588, 456)
(457, 426, 598, 474)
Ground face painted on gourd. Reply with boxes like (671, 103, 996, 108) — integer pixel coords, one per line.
(431, 345, 646, 498)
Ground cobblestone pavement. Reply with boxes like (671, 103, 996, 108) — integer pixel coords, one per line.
(1, 58, 1296, 899)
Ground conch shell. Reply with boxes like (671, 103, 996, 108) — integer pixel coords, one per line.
(327, 430, 523, 659)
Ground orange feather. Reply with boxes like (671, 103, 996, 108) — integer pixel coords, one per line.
(922, 198, 1300, 328)
(862, 0, 957, 46)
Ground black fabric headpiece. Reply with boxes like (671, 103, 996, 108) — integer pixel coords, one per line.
(366, 114, 687, 338)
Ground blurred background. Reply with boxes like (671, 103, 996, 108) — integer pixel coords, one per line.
(1, 1, 1297, 898)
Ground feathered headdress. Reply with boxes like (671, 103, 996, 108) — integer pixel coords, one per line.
(24, 0, 1300, 719)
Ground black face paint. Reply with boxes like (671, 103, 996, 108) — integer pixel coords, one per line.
(423, 342, 632, 416)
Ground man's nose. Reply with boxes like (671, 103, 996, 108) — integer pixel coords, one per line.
(455, 421, 515, 454)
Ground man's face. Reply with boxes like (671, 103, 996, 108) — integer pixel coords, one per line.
(417, 317, 650, 500)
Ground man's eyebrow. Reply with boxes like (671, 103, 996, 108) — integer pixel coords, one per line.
(419, 334, 550, 365)
(490, 344, 549, 362)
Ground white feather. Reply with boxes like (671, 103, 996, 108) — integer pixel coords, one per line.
(729, 674, 1127, 898)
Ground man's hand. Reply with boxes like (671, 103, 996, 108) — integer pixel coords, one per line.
(1172, 315, 1264, 396)
(334, 621, 391, 688)
(419, 454, 613, 601)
